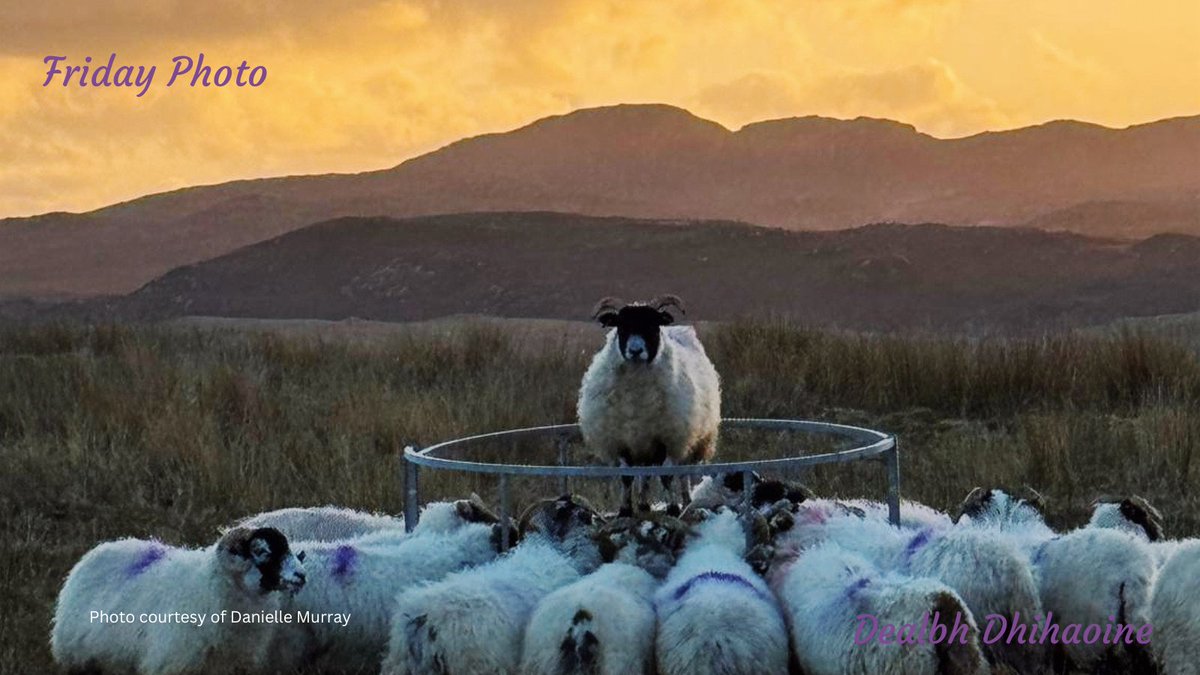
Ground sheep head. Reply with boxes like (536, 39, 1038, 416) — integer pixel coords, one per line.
(598, 513, 691, 578)
(217, 526, 306, 595)
(590, 294, 685, 364)
(1092, 494, 1165, 541)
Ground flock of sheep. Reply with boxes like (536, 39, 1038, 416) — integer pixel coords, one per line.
(49, 296, 1200, 674)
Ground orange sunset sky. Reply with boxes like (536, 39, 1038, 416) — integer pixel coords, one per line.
(1, 0, 1198, 218)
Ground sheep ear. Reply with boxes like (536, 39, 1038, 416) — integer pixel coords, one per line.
(218, 527, 252, 558)
(657, 310, 674, 326)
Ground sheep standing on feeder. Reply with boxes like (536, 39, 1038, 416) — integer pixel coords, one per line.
(578, 295, 721, 516)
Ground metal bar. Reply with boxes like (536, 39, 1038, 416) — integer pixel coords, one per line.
(403, 446, 421, 533)
(556, 433, 569, 495)
(404, 437, 896, 477)
(499, 473, 512, 552)
(740, 469, 756, 511)
(885, 441, 901, 527)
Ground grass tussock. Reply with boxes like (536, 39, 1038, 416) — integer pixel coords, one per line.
(2, 319, 1199, 671)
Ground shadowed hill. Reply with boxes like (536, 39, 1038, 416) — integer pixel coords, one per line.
(93, 212, 1200, 332)
(2, 104, 1198, 297)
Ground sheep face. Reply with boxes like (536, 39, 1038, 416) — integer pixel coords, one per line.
(954, 486, 1044, 525)
(1090, 495, 1165, 541)
(592, 296, 685, 364)
(597, 304, 673, 363)
(217, 527, 306, 595)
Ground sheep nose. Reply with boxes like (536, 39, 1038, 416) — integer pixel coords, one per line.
(294, 571, 306, 586)
(628, 346, 645, 358)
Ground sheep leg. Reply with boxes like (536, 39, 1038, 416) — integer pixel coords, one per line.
(661, 457, 682, 517)
(618, 454, 634, 517)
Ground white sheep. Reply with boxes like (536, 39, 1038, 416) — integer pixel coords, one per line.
(768, 541, 988, 675)
(519, 563, 659, 675)
(578, 295, 721, 515)
(381, 495, 606, 675)
(519, 514, 690, 675)
(956, 487, 1157, 672)
(781, 498, 1043, 672)
(234, 495, 497, 543)
(654, 507, 790, 675)
(51, 527, 305, 675)
(1150, 540, 1200, 675)
(269, 521, 504, 673)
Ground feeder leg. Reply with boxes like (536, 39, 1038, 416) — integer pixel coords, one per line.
(404, 449, 421, 533)
(499, 474, 512, 552)
(885, 442, 901, 527)
(741, 470, 757, 511)
(556, 434, 570, 495)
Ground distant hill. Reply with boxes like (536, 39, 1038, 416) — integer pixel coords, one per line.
(1, 104, 1197, 298)
(55, 212, 1200, 333)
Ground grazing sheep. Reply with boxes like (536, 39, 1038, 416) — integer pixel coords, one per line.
(269, 521, 505, 674)
(654, 507, 790, 675)
(769, 541, 988, 675)
(781, 498, 1042, 671)
(51, 527, 305, 675)
(956, 487, 1157, 672)
(578, 295, 721, 515)
(1150, 540, 1200, 675)
(519, 514, 690, 675)
(520, 563, 659, 675)
(234, 494, 499, 543)
(381, 495, 606, 675)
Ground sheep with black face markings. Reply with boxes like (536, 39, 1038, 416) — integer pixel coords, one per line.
(1087, 494, 1194, 567)
(51, 527, 305, 675)
(381, 495, 607, 675)
(578, 295, 721, 516)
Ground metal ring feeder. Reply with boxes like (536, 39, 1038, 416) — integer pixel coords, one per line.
(403, 418, 900, 550)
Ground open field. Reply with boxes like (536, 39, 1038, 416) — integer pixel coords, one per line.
(3, 318, 1200, 672)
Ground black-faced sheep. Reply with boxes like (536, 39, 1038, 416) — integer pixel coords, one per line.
(578, 295, 721, 516)
(51, 527, 305, 675)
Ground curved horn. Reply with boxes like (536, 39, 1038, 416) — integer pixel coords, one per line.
(651, 294, 686, 315)
(591, 297, 625, 320)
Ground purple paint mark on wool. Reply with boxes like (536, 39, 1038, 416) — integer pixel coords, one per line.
(844, 575, 872, 600)
(126, 542, 167, 578)
(904, 529, 935, 562)
(672, 571, 766, 602)
(331, 545, 358, 580)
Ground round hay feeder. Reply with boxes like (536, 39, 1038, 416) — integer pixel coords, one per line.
(403, 418, 900, 550)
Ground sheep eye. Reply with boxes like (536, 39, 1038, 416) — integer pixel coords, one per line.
(297, 551, 306, 563)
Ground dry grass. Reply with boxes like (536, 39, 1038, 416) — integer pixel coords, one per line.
(2, 319, 1198, 672)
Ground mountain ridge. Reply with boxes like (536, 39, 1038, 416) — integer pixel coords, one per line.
(2, 103, 1197, 298)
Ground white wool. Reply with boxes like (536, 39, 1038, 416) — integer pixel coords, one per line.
(381, 535, 590, 675)
(233, 500, 463, 544)
(1032, 528, 1157, 669)
(1149, 540, 1200, 675)
(843, 498, 954, 532)
(520, 563, 658, 675)
(770, 542, 987, 675)
(654, 510, 789, 675)
(782, 499, 1042, 671)
(958, 491, 1155, 671)
(1087, 500, 1195, 568)
(51, 534, 304, 675)
(269, 522, 500, 673)
(578, 325, 721, 473)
